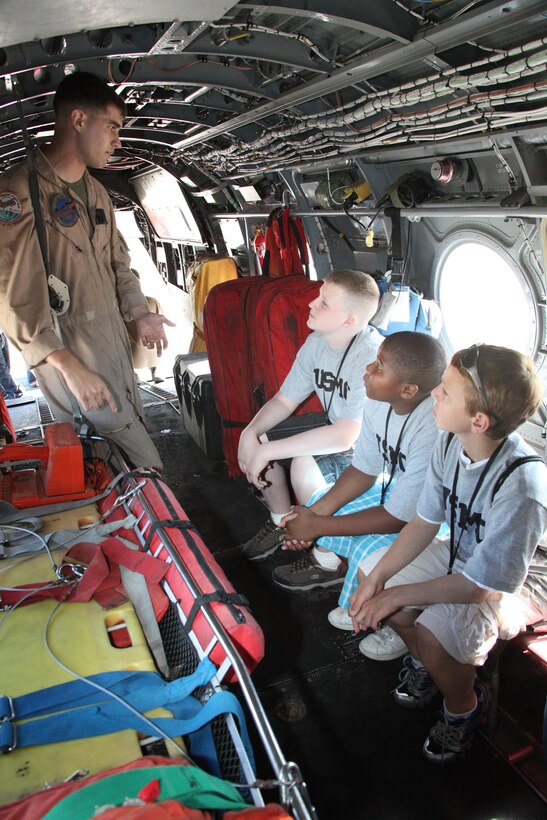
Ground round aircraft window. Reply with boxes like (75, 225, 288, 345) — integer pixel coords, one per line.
(435, 238, 539, 356)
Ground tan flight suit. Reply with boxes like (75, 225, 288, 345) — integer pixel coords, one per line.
(0, 149, 162, 469)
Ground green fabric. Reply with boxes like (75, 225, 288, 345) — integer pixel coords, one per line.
(61, 175, 88, 208)
(43, 765, 251, 819)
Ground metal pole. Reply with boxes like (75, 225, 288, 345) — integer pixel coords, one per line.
(211, 207, 547, 220)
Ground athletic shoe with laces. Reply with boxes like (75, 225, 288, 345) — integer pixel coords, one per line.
(422, 679, 489, 764)
(240, 520, 284, 561)
(272, 551, 345, 591)
(327, 606, 355, 631)
(358, 625, 407, 661)
(393, 654, 439, 708)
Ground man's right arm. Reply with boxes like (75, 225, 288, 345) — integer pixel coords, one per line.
(46, 349, 117, 412)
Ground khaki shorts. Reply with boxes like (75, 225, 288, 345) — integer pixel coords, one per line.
(359, 540, 543, 666)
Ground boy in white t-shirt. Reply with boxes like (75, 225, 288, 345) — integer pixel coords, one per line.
(350, 345, 547, 763)
(238, 269, 381, 560)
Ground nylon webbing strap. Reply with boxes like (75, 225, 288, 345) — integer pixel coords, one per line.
(1, 655, 253, 771)
(135, 476, 246, 625)
(1, 660, 214, 721)
(185, 591, 250, 633)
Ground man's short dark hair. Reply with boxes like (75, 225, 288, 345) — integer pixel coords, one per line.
(381, 331, 446, 394)
(53, 71, 126, 119)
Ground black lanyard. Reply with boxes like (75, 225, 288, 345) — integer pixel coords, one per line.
(323, 332, 360, 425)
(380, 402, 421, 504)
(447, 438, 507, 574)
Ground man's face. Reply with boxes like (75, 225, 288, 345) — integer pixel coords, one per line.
(307, 282, 351, 334)
(431, 365, 473, 433)
(76, 103, 123, 168)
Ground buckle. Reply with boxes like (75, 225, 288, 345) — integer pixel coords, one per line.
(0, 719, 16, 754)
(56, 563, 86, 582)
(0, 695, 14, 722)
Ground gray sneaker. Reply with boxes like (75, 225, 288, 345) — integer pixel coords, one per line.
(272, 552, 345, 591)
(240, 520, 284, 561)
(393, 654, 438, 709)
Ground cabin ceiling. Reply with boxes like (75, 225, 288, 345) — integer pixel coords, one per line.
(1, 0, 547, 186)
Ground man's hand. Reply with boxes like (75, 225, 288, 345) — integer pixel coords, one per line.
(46, 348, 117, 413)
(133, 309, 175, 356)
(62, 362, 118, 413)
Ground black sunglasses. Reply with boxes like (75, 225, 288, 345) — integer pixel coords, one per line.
(460, 344, 490, 412)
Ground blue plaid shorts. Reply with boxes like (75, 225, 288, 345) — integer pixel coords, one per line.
(308, 481, 397, 609)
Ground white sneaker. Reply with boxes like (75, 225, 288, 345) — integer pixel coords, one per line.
(358, 625, 407, 661)
(327, 606, 354, 631)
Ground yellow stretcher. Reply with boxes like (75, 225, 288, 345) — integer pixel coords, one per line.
(0, 504, 175, 803)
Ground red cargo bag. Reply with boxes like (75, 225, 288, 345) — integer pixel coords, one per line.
(203, 278, 263, 477)
(248, 276, 322, 416)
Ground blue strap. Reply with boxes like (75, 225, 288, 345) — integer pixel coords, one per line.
(1, 659, 215, 720)
(1, 687, 253, 764)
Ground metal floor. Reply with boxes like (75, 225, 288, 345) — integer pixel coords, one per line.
(7, 381, 547, 819)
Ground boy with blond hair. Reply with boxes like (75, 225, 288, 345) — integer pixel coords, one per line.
(350, 344, 547, 762)
(238, 269, 381, 560)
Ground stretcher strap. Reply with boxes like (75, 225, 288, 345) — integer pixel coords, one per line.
(0, 536, 168, 608)
(0, 659, 252, 771)
(139, 476, 246, 626)
(1, 659, 215, 720)
(185, 592, 250, 632)
(1, 671, 253, 771)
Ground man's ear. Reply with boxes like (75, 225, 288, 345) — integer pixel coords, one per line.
(343, 312, 357, 328)
(470, 411, 492, 434)
(400, 383, 419, 400)
(71, 108, 87, 131)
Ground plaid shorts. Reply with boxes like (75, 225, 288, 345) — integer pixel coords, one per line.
(308, 481, 397, 609)
(265, 412, 353, 482)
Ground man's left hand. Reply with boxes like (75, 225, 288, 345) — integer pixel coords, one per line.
(135, 311, 176, 356)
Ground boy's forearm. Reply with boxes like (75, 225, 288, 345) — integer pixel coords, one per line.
(260, 417, 360, 462)
(243, 392, 297, 438)
(368, 516, 440, 586)
(385, 573, 499, 609)
(312, 505, 405, 539)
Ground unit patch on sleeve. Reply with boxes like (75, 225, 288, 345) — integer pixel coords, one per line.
(51, 193, 79, 227)
(0, 192, 22, 224)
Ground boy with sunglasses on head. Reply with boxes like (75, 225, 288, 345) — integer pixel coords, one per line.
(273, 332, 446, 662)
(350, 344, 547, 763)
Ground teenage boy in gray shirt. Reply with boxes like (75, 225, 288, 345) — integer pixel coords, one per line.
(275, 332, 446, 662)
(350, 344, 547, 763)
(238, 269, 381, 560)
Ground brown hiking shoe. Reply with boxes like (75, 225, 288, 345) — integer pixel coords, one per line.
(240, 520, 284, 561)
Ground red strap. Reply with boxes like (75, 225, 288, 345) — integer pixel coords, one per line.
(0, 538, 169, 610)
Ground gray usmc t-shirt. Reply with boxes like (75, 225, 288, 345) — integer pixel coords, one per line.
(417, 432, 547, 594)
(353, 396, 439, 522)
(280, 327, 382, 423)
